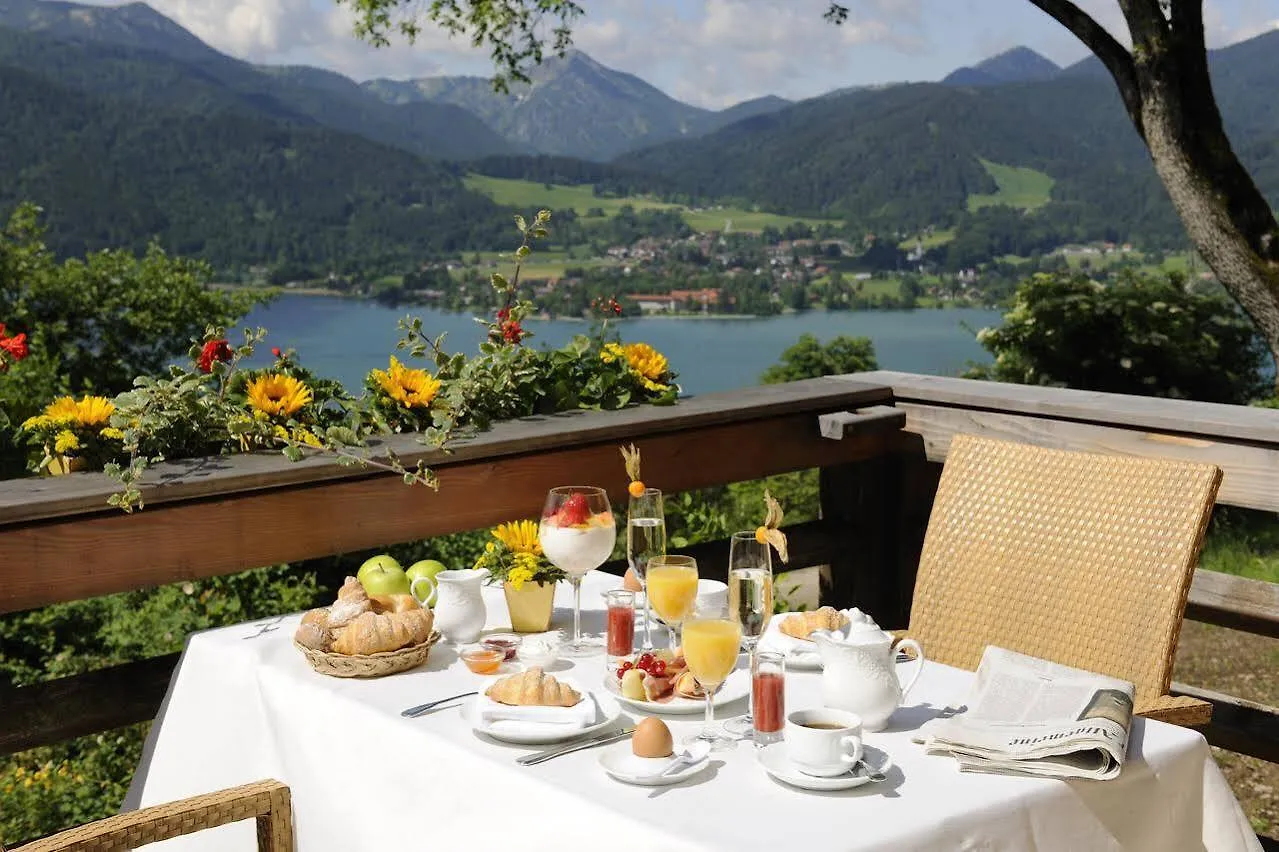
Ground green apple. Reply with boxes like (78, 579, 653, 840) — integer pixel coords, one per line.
(357, 554, 409, 596)
(406, 559, 448, 606)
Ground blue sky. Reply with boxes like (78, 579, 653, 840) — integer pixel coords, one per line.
(82, 0, 1279, 107)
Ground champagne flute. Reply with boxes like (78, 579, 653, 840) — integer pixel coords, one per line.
(539, 486, 616, 657)
(682, 600, 742, 752)
(626, 487, 665, 651)
(645, 554, 697, 653)
(724, 531, 773, 737)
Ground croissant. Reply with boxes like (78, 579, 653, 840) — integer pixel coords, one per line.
(330, 608, 434, 655)
(337, 576, 368, 603)
(779, 606, 848, 640)
(369, 594, 421, 614)
(301, 608, 330, 627)
(485, 667, 581, 707)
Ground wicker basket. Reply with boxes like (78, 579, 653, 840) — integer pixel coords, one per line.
(295, 631, 442, 678)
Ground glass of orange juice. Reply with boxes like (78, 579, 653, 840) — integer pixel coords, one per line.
(645, 555, 698, 653)
(682, 604, 742, 752)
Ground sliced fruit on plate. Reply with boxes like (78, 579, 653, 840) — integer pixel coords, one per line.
(642, 673, 674, 702)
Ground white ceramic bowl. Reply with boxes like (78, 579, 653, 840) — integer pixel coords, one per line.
(696, 579, 728, 612)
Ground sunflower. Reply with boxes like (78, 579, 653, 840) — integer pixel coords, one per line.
(492, 519, 542, 556)
(246, 374, 313, 417)
(42, 397, 81, 420)
(622, 342, 670, 391)
(72, 396, 115, 428)
(371, 357, 441, 410)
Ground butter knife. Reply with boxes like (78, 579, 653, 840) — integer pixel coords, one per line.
(517, 727, 635, 766)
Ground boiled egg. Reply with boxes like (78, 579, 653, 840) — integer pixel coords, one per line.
(632, 716, 674, 759)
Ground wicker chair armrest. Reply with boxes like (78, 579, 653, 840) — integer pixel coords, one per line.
(1136, 694, 1213, 728)
(11, 779, 292, 852)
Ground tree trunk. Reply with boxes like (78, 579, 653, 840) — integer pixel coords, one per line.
(1136, 72, 1279, 389)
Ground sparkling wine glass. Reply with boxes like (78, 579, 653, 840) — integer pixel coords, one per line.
(682, 600, 742, 752)
(539, 486, 616, 657)
(626, 487, 665, 651)
(724, 531, 773, 737)
(645, 554, 698, 653)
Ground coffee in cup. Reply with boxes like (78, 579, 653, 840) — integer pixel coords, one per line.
(785, 709, 863, 777)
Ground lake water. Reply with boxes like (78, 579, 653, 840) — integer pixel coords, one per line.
(242, 295, 1001, 395)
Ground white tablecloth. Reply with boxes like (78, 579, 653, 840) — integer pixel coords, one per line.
(131, 572, 1260, 852)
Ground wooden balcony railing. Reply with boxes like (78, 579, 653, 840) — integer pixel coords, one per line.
(1, 373, 1276, 778)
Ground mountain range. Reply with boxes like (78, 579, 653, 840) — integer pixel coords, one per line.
(363, 51, 792, 161)
(1, 0, 1278, 274)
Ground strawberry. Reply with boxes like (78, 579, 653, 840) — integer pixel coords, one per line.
(557, 493, 591, 526)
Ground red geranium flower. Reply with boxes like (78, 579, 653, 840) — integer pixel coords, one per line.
(197, 338, 233, 373)
(496, 307, 510, 323)
(501, 320, 525, 344)
(271, 347, 282, 358)
(0, 331, 28, 361)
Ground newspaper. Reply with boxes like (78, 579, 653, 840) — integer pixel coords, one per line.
(919, 646, 1135, 780)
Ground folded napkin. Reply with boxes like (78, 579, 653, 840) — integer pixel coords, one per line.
(477, 690, 598, 736)
(756, 614, 822, 666)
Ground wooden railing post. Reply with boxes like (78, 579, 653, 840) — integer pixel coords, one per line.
(818, 434, 937, 630)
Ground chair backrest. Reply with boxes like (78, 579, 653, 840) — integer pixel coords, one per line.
(908, 434, 1221, 708)
(9, 779, 291, 852)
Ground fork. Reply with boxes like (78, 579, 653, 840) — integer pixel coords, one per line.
(401, 691, 479, 718)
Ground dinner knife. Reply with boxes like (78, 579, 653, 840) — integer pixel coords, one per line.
(517, 727, 635, 766)
(401, 691, 479, 718)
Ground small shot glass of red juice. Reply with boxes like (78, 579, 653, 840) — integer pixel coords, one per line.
(752, 651, 786, 746)
(605, 589, 636, 669)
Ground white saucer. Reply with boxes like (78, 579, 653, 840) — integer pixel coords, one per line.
(604, 667, 749, 715)
(466, 690, 624, 745)
(757, 743, 892, 791)
(598, 742, 710, 786)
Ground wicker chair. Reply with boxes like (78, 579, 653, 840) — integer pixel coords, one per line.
(904, 434, 1222, 727)
(3, 780, 292, 852)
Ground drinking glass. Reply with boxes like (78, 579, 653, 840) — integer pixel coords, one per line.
(626, 487, 665, 651)
(645, 555, 698, 653)
(724, 531, 773, 737)
(682, 602, 742, 752)
(539, 486, 616, 657)
(750, 651, 785, 747)
(605, 589, 635, 668)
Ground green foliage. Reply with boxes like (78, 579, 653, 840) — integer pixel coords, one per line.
(0, 204, 260, 476)
(967, 270, 1268, 404)
(337, 0, 582, 92)
(760, 333, 878, 384)
(0, 566, 319, 844)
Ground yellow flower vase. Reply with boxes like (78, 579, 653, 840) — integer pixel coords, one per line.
(47, 455, 87, 476)
(503, 581, 555, 633)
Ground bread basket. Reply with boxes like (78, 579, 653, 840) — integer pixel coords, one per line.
(295, 631, 442, 678)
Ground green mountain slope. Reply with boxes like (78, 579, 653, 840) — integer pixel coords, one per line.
(363, 51, 790, 160)
(0, 63, 507, 273)
(620, 30, 1279, 246)
(0, 3, 512, 161)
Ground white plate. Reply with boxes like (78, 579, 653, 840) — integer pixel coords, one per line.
(604, 667, 749, 715)
(466, 689, 624, 745)
(598, 742, 710, 786)
(757, 742, 892, 791)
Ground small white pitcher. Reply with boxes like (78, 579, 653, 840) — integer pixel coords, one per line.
(813, 626, 926, 732)
(431, 568, 487, 644)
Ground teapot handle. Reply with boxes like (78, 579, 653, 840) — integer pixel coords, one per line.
(895, 638, 926, 699)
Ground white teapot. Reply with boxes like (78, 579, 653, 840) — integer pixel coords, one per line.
(812, 615, 925, 732)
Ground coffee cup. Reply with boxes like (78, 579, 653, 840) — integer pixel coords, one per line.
(784, 709, 863, 777)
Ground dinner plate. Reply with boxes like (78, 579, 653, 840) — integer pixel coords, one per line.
(757, 743, 892, 792)
(466, 688, 624, 745)
(598, 742, 710, 786)
(603, 667, 749, 715)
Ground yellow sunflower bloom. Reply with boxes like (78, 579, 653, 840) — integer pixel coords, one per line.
(53, 430, 80, 454)
(622, 342, 670, 391)
(246, 374, 312, 417)
(43, 397, 80, 419)
(492, 519, 542, 556)
(371, 357, 441, 410)
(72, 396, 115, 427)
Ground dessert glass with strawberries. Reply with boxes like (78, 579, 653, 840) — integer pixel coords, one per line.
(539, 486, 617, 657)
